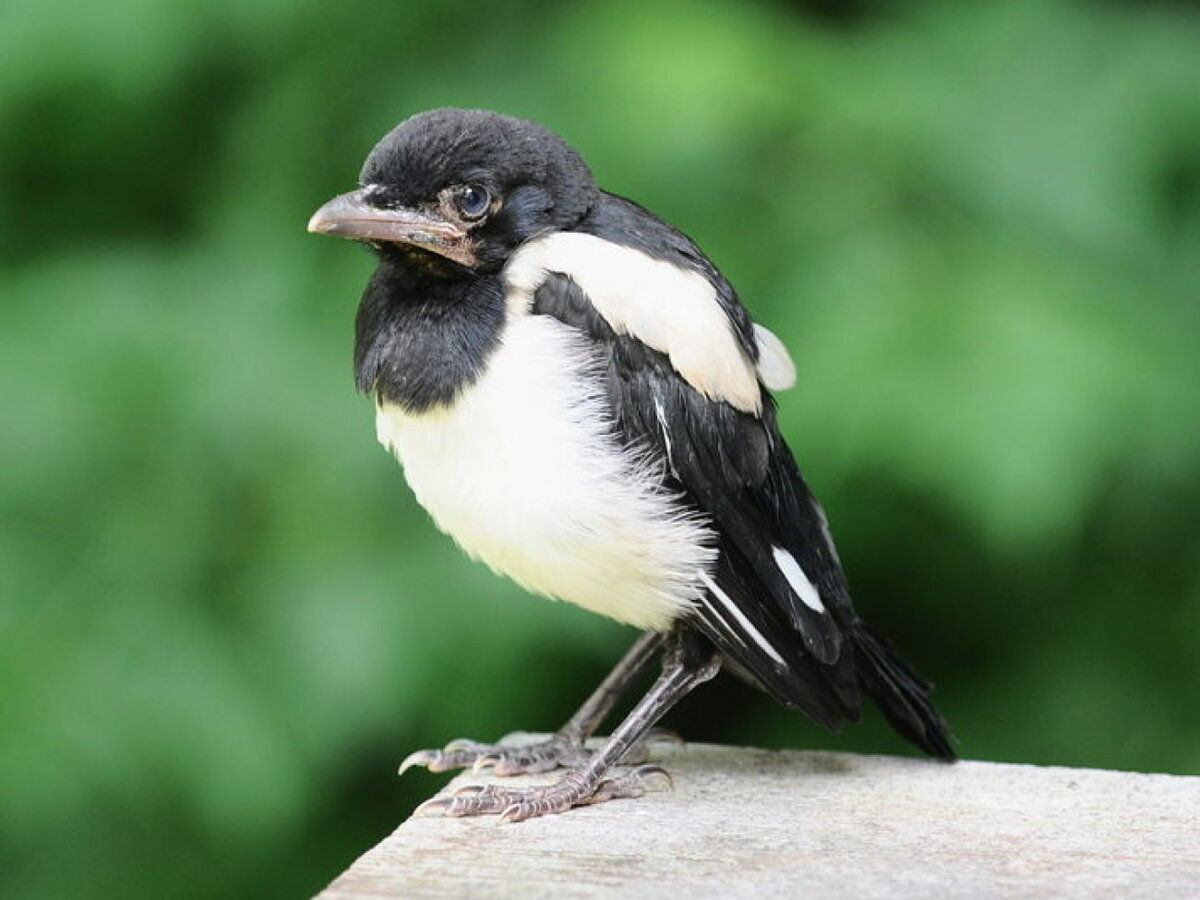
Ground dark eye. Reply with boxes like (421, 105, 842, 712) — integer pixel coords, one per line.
(455, 184, 491, 219)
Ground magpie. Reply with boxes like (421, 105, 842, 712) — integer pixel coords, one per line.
(308, 108, 954, 821)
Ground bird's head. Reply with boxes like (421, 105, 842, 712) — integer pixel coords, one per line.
(308, 108, 597, 276)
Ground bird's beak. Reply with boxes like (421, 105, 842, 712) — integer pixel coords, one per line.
(307, 189, 474, 266)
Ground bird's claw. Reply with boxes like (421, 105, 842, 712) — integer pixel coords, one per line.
(400, 734, 592, 778)
(645, 727, 685, 746)
(472, 736, 590, 775)
(470, 752, 503, 773)
(413, 795, 454, 816)
(420, 764, 674, 822)
(397, 750, 438, 777)
(398, 739, 492, 776)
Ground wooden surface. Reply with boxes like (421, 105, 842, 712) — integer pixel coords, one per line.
(319, 740, 1200, 898)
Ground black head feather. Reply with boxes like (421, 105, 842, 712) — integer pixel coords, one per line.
(359, 108, 599, 271)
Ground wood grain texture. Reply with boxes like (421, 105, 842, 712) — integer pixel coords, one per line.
(319, 741, 1200, 899)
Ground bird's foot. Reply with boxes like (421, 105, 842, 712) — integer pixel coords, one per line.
(398, 733, 588, 777)
(416, 764, 673, 822)
(398, 729, 680, 777)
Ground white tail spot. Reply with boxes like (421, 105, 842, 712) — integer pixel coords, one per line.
(772, 547, 826, 613)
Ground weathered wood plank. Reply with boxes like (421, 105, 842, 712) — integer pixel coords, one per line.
(319, 741, 1200, 898)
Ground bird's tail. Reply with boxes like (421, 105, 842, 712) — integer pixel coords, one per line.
(852, 621, 956, 760)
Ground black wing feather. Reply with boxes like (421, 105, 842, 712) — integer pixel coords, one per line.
(612, 335, 848, 662)
(532, 259, 955, 758)
(532, 272, 859, 726)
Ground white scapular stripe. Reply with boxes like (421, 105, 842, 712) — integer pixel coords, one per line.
(701, 573, 787, 667)
(375, 315, 716, 630)
(772, 546, 826, 613)
(752, 323, 796, 391)
(505, 232, 763, 414)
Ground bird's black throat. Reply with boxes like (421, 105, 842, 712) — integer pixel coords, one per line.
(354, 257, 505, 413)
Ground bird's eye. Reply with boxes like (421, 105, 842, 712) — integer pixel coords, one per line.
(455, 184, 491, 220)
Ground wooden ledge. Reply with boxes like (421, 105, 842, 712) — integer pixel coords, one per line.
(319, 741, 1200, 898)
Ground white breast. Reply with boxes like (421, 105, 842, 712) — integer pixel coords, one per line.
(374, 315, 716, 630)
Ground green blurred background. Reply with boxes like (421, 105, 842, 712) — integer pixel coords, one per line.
(2, 0, 1198, 896)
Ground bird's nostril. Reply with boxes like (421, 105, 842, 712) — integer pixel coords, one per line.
(362, 185, 390, 207)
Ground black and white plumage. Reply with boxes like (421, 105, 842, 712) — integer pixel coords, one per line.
(309, 108, 954, 820)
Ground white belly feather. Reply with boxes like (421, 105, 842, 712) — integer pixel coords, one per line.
(374, 316, 716, 630)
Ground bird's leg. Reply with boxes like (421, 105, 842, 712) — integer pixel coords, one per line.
(398, 631, 666, 777)
(419, 628, 720, 821)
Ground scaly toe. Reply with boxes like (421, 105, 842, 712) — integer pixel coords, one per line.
(424, 763, 675, 822)
(400, 735, 592, 779)
(444, 738, 490, 753)
(583, 764, 674, 806)
(398, 738, 512, 777)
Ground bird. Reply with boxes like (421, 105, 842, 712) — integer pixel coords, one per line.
(307, 107, 954, 822)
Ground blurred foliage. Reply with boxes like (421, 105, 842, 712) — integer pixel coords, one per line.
(2, 0, 1198, 896)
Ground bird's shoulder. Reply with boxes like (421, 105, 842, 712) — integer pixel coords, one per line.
(575, 191, 757, 353)
(504, 192, 794, 413)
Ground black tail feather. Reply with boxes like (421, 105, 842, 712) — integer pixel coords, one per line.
(853, 621, 956, 760)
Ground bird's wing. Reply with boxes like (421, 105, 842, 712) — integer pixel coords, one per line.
(525, 265, 863, 728)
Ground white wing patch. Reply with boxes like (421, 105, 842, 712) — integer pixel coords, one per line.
(505, 232, 763, 414)
(700, 572, 787, 667)
(771, 546, 826, 613)
(753, 323, 796, 391)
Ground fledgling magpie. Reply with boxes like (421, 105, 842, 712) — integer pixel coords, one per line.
(308, 108, 954, 821)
